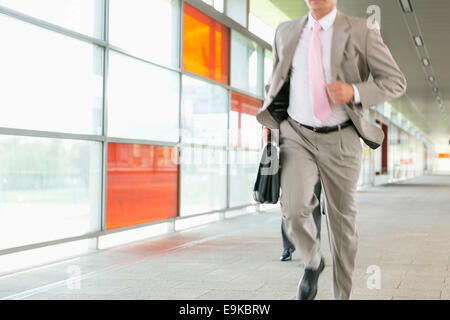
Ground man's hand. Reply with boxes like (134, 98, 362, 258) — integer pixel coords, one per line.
(326, 81, 354, 105)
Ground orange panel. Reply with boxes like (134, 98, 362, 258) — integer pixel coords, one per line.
(183, 3, 230, 85)
(106, 143, 179, 230)
(438, 153, 450, 159)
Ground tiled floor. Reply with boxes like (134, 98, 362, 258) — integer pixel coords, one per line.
(0, 175, 449, 300)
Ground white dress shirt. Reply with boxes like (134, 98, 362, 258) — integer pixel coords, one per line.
(287, 8, 360, 127)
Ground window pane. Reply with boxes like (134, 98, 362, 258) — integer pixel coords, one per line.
(181, 75, 228, 146)
(213, 0, 224, 12)
(106, 143, 179, 230)
(183, 3, 230, 85)
(230, 91, 262, 149)
(108, 51, 180, 142)
(226, 0, 247, 27)
(201, 0, 224, 12)
(229, 150, 259, 207)
(0, 14, 103, 135)
(109, 0, 180, 68)
(264, 49, 273, 98)
(0, 0, 104, 38)
(231, 30, 263, 97)
(180, 146, 227, 216)
(249, 13, 275, 44)
(0, 136, 102, 250)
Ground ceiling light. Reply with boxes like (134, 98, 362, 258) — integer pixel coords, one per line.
(400, 0, 413, 12)
(414, 36, 424, 46)
(422, 58, 430, 66)
(428, 76, 435, 82)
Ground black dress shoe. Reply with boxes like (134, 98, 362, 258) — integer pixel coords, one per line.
(296, 257, 325, 300)
(280, 248, 295, 261)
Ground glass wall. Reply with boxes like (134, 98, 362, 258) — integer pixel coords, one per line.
(0, 135, 102, 250)
(231, 30, 264, 98)
(180, 146, 227, 216)
(230, 91, 262, 149)
(226, 0, 248, 27)
(181, 75, 228, 146)
(357, 106, 433, 188)
(106, 143, 178, 230)
(0, 0, 435, 254)
(263, 50, 273, 97)
(183, 3, 230, 85)
(109, 0, 180, 68)
(0, 14, 103, 135)
(229, 149, 259, 207)
(229, 91, 262, 206)
(0, 0, 271, 252)
(201, 0, 224, 12)
(0, 0, 104, 38)
(108, 51, 180, 142)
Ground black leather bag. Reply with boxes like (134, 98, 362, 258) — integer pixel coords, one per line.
(253, 131, 280, 204)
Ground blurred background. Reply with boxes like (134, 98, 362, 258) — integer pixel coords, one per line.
(0, 0, 448, 274)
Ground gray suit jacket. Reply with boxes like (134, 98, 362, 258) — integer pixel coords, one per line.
(256, 11, 407, 149)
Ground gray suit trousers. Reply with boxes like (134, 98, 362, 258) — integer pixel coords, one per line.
(279, 116, 362, 300)
(282, 180, 322, 250)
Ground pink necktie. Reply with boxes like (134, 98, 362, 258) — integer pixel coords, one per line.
(309, 21, 332, 122)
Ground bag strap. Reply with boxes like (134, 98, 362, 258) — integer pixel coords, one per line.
(267, 129, 272, 157)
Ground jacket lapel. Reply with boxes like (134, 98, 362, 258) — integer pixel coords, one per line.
(330, 12, 351, 81)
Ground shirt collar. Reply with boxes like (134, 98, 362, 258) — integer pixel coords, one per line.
(307, 7, 337, 31)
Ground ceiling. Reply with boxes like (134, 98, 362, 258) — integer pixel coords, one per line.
(250, 0, 450, 147)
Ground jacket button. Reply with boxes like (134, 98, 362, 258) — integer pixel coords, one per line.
(281, 75, 285, 80)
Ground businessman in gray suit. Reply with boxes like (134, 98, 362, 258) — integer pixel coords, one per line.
(258, 0, 406, 299)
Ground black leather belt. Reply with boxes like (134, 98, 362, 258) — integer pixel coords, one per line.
(299, 119, 353, 133)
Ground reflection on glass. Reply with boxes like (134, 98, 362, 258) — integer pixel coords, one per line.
(229, 150, 259, 207)
(230, 91, 262, 149)
(226, 0, 247, 27)
(249, 13, 275, 44)
(0, 14, 103, 135)
(108, 51, 180, 142)
(106, 143, 178, 230)
(0, 135, 102, 250)
(180, 146, 227, 216)
(0, 0, 104, 38)
(201, 0, 224, 12)
(264, 49, 273, 97)
(109, 0, 180, 68)
(181, 75, 228, 146)
(231, 30, 263, 97)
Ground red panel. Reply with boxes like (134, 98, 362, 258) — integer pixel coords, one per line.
(106, 143, 179, 230)
(183, 3, 230, 85)
(231, 91, 262, 116)
(231, 91, 263, 148)
(375, 120, 388, 175)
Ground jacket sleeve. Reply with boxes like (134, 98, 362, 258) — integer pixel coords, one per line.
(354, 27, 407, 108)
(264, 25, 281, 97)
